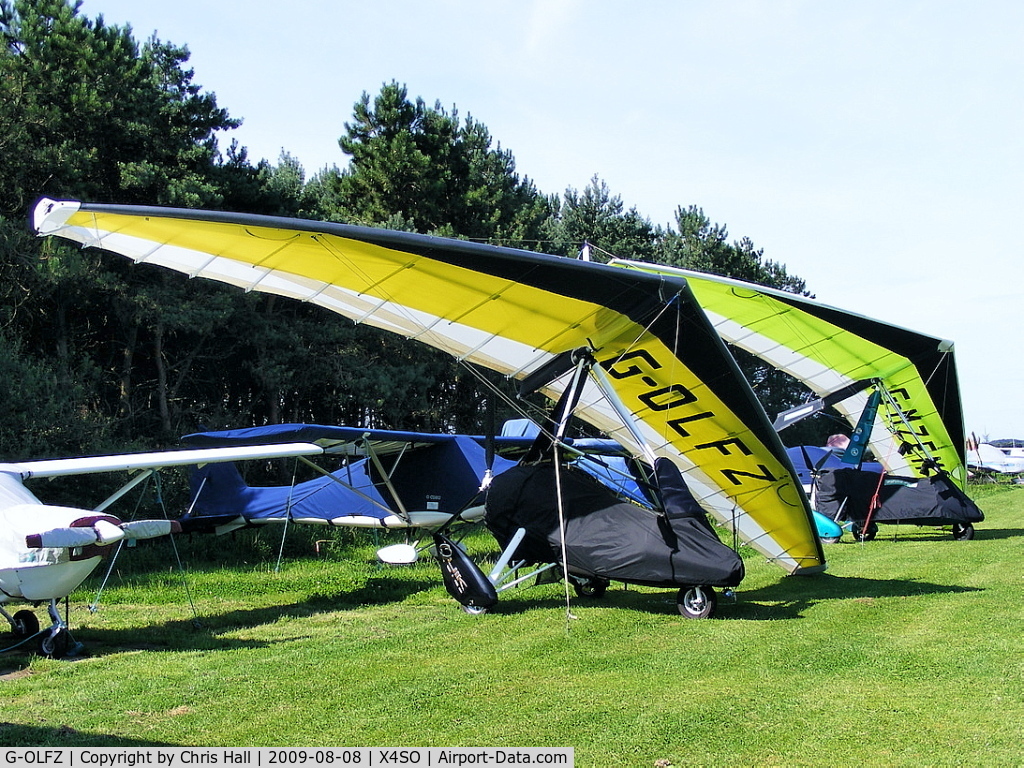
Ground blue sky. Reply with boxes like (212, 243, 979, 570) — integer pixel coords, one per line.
(87, 0, 1024, 439)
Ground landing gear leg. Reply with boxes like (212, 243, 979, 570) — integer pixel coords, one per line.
(37, 600, 83, 659)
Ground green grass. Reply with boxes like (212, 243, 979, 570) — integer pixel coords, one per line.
(2, 484, 1022, 766)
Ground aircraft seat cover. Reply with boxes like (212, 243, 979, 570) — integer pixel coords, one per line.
(872, 475, 984, 525)
(654, 457, 713, 528)
(813, 468, 881, 521)
(485, 463, 743, 588)
(814, 468, 984, 525)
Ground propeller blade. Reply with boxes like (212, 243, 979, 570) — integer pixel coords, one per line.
(120, 519, 181, 539)
(26, 527, 102, 549)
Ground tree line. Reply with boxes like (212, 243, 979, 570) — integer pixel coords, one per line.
(0, 0, 825, 463)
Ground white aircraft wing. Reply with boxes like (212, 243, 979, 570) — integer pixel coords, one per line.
(0, 443, 325, 480)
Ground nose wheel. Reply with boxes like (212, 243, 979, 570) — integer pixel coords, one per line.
(570, 576, 609, 598)
(951, 522, 975, 540)
(852, 521, 878, 541)
(38, 627, 73, 658)
(677, 585, 718, 619)
(39, 600, 82, 658)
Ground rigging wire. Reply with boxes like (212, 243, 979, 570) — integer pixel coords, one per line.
(552, 443, 578, 632)
(88, 471, 203, 625)
(550, 359, 592, 630)
(153, 471, 202, 625)
(275, 458, 302, 573)
(88, 471, 155, 613)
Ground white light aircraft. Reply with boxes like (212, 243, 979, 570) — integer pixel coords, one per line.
(0, 441, 323, 657)
(1, 424, 544, 656)
(966, 441, 1024, 477)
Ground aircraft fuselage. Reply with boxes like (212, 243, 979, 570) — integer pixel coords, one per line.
(0, 472, 107, 604)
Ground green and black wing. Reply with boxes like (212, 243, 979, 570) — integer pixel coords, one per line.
(613, 261, 967, 487)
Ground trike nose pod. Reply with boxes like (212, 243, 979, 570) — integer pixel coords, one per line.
(461, 457, 743, 617)
(434, 532, 498, 614)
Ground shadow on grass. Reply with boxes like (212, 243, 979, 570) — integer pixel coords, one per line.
(850, 530, 966, 543)
(845, 525, 1022, 542)
(726, 573, 983, 620)
(474, 572, 983, 622)
(966, 527, 1023, 541)
(1, 573, 435, 662)
(0, 721, 174, 747)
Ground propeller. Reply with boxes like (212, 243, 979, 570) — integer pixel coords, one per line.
(25, 516, 181, 549)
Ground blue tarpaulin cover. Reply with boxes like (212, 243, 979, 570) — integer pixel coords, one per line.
(178, 423, 645, 526)
(181, 424, 517, 525)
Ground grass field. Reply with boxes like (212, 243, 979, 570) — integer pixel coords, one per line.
(1, 483, 1021, 766)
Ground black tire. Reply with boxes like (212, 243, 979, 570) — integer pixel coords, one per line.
(677, 586, 717, 619)
(952, 522, 975, 541)
(853, 521, 878, 542)
(572, 578, 609, 598)
(39, 629, 70, 659)
(11, 610, 39, 639)
(462, 604, 489, 615)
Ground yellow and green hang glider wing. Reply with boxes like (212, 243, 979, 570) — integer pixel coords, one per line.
(33, 198, 825, 574)
(611, 261, 968, 488)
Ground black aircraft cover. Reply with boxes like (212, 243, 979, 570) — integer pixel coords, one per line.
(814, 468, 984, 526)
(484, 457, 744, 589)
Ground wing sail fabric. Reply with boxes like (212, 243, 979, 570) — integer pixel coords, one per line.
(611, 261, 967, 488)
(33, 198, 824, 573)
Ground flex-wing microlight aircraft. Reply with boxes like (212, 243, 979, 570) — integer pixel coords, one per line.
(32, 198, 826, 580)
(433, 367, 746, 618)
(0, 442, 322, 656)
(611, 261, 983, 540)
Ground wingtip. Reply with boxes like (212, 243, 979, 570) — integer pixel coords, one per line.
(29, 196, 79, 236)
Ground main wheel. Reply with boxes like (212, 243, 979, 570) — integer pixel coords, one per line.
(462, 604, 489, 615)
(11, 610, 39, 639)
(853, 521, 878, 542)
(677, 586, 718, 619)
(572, 577, 609, 598)
(952, 522, 975, 541)
(820, 533, 842, 544)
